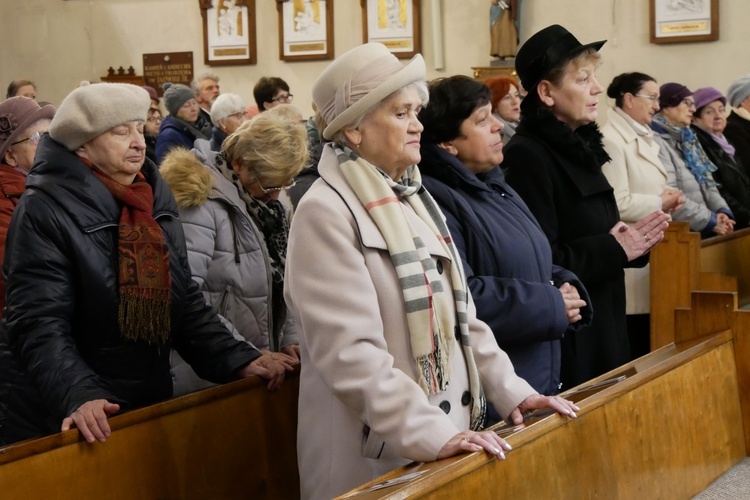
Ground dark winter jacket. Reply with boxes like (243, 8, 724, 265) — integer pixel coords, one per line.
(155, 115, 209, 164)
(692, 124, 750, 228)
(0, 135, 259, 444)
(144, 132, 158, 166)
(723, 110, 750, 179)
(419, 143, 591, 395)
(210, 126, 228, 152)
(504, 106, 645, 388)
(0, 164, 26, 313)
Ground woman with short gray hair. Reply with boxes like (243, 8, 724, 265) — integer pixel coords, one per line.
(209, 92, 247, 151)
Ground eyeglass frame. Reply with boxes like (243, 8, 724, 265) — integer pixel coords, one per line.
(10, 131, 43, 146)
(270, 93, 294, 104)
(681, 98, 697, 110)
(146, 115, 163, 123)
(633, 93, 660, 102)
(249, 168, 297, 193)
(225, 111, 246, 121)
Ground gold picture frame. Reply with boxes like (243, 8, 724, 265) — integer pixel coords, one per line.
(650, 0, 719, 44)
(277, 0, 334, 62)
(360, 0, 421, 58)
(199, 0, 257, 66)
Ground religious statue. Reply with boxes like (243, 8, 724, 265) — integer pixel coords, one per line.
(490, 0, 520, 59)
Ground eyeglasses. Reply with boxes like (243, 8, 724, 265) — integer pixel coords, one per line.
(633, 93, 659, 102)
(10, 131, 43, 146)
(681, 98, 696, 110)
(146, 116, 163, 122)
(271, 94, 293, 104)
(226, 112, 245, 120)
(249, 169, 297, 193)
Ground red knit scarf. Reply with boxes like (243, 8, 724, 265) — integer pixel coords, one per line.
(83, 159, 171, 344)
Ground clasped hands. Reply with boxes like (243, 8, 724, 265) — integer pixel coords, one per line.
(610, 210, 670, 262)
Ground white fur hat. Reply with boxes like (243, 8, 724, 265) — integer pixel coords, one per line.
(313, 43, 425, 140)
(49, 82, 150, 151)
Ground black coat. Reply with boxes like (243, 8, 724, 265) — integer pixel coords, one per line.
(419, 144, 592, 395)
(0, 135, 259, 444)
(503, 107, 643, 388)
(692, 124, 750, 228)
(723, 111, 750, 180)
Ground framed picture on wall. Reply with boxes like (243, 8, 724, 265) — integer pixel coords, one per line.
(200, 0, 257, 66)
(277, 0, 334, 61)
(360, 0, 421, 58)
(650, 0, 719, 44)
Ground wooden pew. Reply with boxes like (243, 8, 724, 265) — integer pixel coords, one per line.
(0, 369, 300, 499)
(337, 291, 750, 499)
(650, 222, 750, 349)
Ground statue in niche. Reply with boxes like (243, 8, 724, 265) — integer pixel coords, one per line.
(490, 0, 520, 59)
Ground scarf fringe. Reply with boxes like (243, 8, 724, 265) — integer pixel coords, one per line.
(119, 288, 171, 344)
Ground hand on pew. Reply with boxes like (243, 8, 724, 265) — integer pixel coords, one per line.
(508, 394, 579, 425)
(60, 399, 121, 444)
(238, 350, 298, 391)
(281, 344, 301, 363)
(437, 429, 513, 461)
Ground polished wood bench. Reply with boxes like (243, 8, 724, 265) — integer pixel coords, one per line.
(0, 369, 300, 499)
(650, 222, 750, 349)
(338, 290, 750, 499)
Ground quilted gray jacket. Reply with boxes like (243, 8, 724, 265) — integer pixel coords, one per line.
(162, 140, 299, 395)
(652, 126, 731, 234)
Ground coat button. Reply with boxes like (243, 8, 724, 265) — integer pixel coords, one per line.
(454, 325, 461, 341)
(439, 400, 451, 414)
(436, 260, 443, 274)
(461, 391, 471, 406)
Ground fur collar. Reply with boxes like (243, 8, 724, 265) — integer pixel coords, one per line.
(517, 106, 611, 171)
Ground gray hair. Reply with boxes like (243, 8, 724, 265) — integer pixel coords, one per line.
(325, 81, 429, 146)
(191, 72, 220, 94)
(210, 93, 246, 128)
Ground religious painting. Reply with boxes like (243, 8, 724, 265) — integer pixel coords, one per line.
(361, 0, 421, 58)
(650, 0, 719, 44)
(200, 0, 257, 65)
(278, 0, 334, 61)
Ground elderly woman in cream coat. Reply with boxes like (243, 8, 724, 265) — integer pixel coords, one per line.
(284, 43, 579, 500)
(601, 72, 684, 358)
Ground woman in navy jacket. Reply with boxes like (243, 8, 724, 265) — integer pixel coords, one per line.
(418, 76, 591, 396)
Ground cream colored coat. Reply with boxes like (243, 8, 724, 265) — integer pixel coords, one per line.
(601, 107, 667, 314)
(285, 146, 535, 500)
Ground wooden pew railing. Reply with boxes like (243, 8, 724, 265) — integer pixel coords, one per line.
(338, 221, 750, 499)
(650, 222, 750, 349)
(338, 290, 750, 499)
(0, 369, 300, 499)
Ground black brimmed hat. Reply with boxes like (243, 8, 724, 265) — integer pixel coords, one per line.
(515, 24, 606, 92)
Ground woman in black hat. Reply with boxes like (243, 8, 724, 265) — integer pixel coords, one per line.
(503, 25, 670, 389)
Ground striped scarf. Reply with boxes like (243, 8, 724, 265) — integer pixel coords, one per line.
(336, 145, 487, 430)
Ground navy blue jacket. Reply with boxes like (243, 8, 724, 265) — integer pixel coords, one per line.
(155, 116, 209, 164)
(419, 143, 591, 395)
